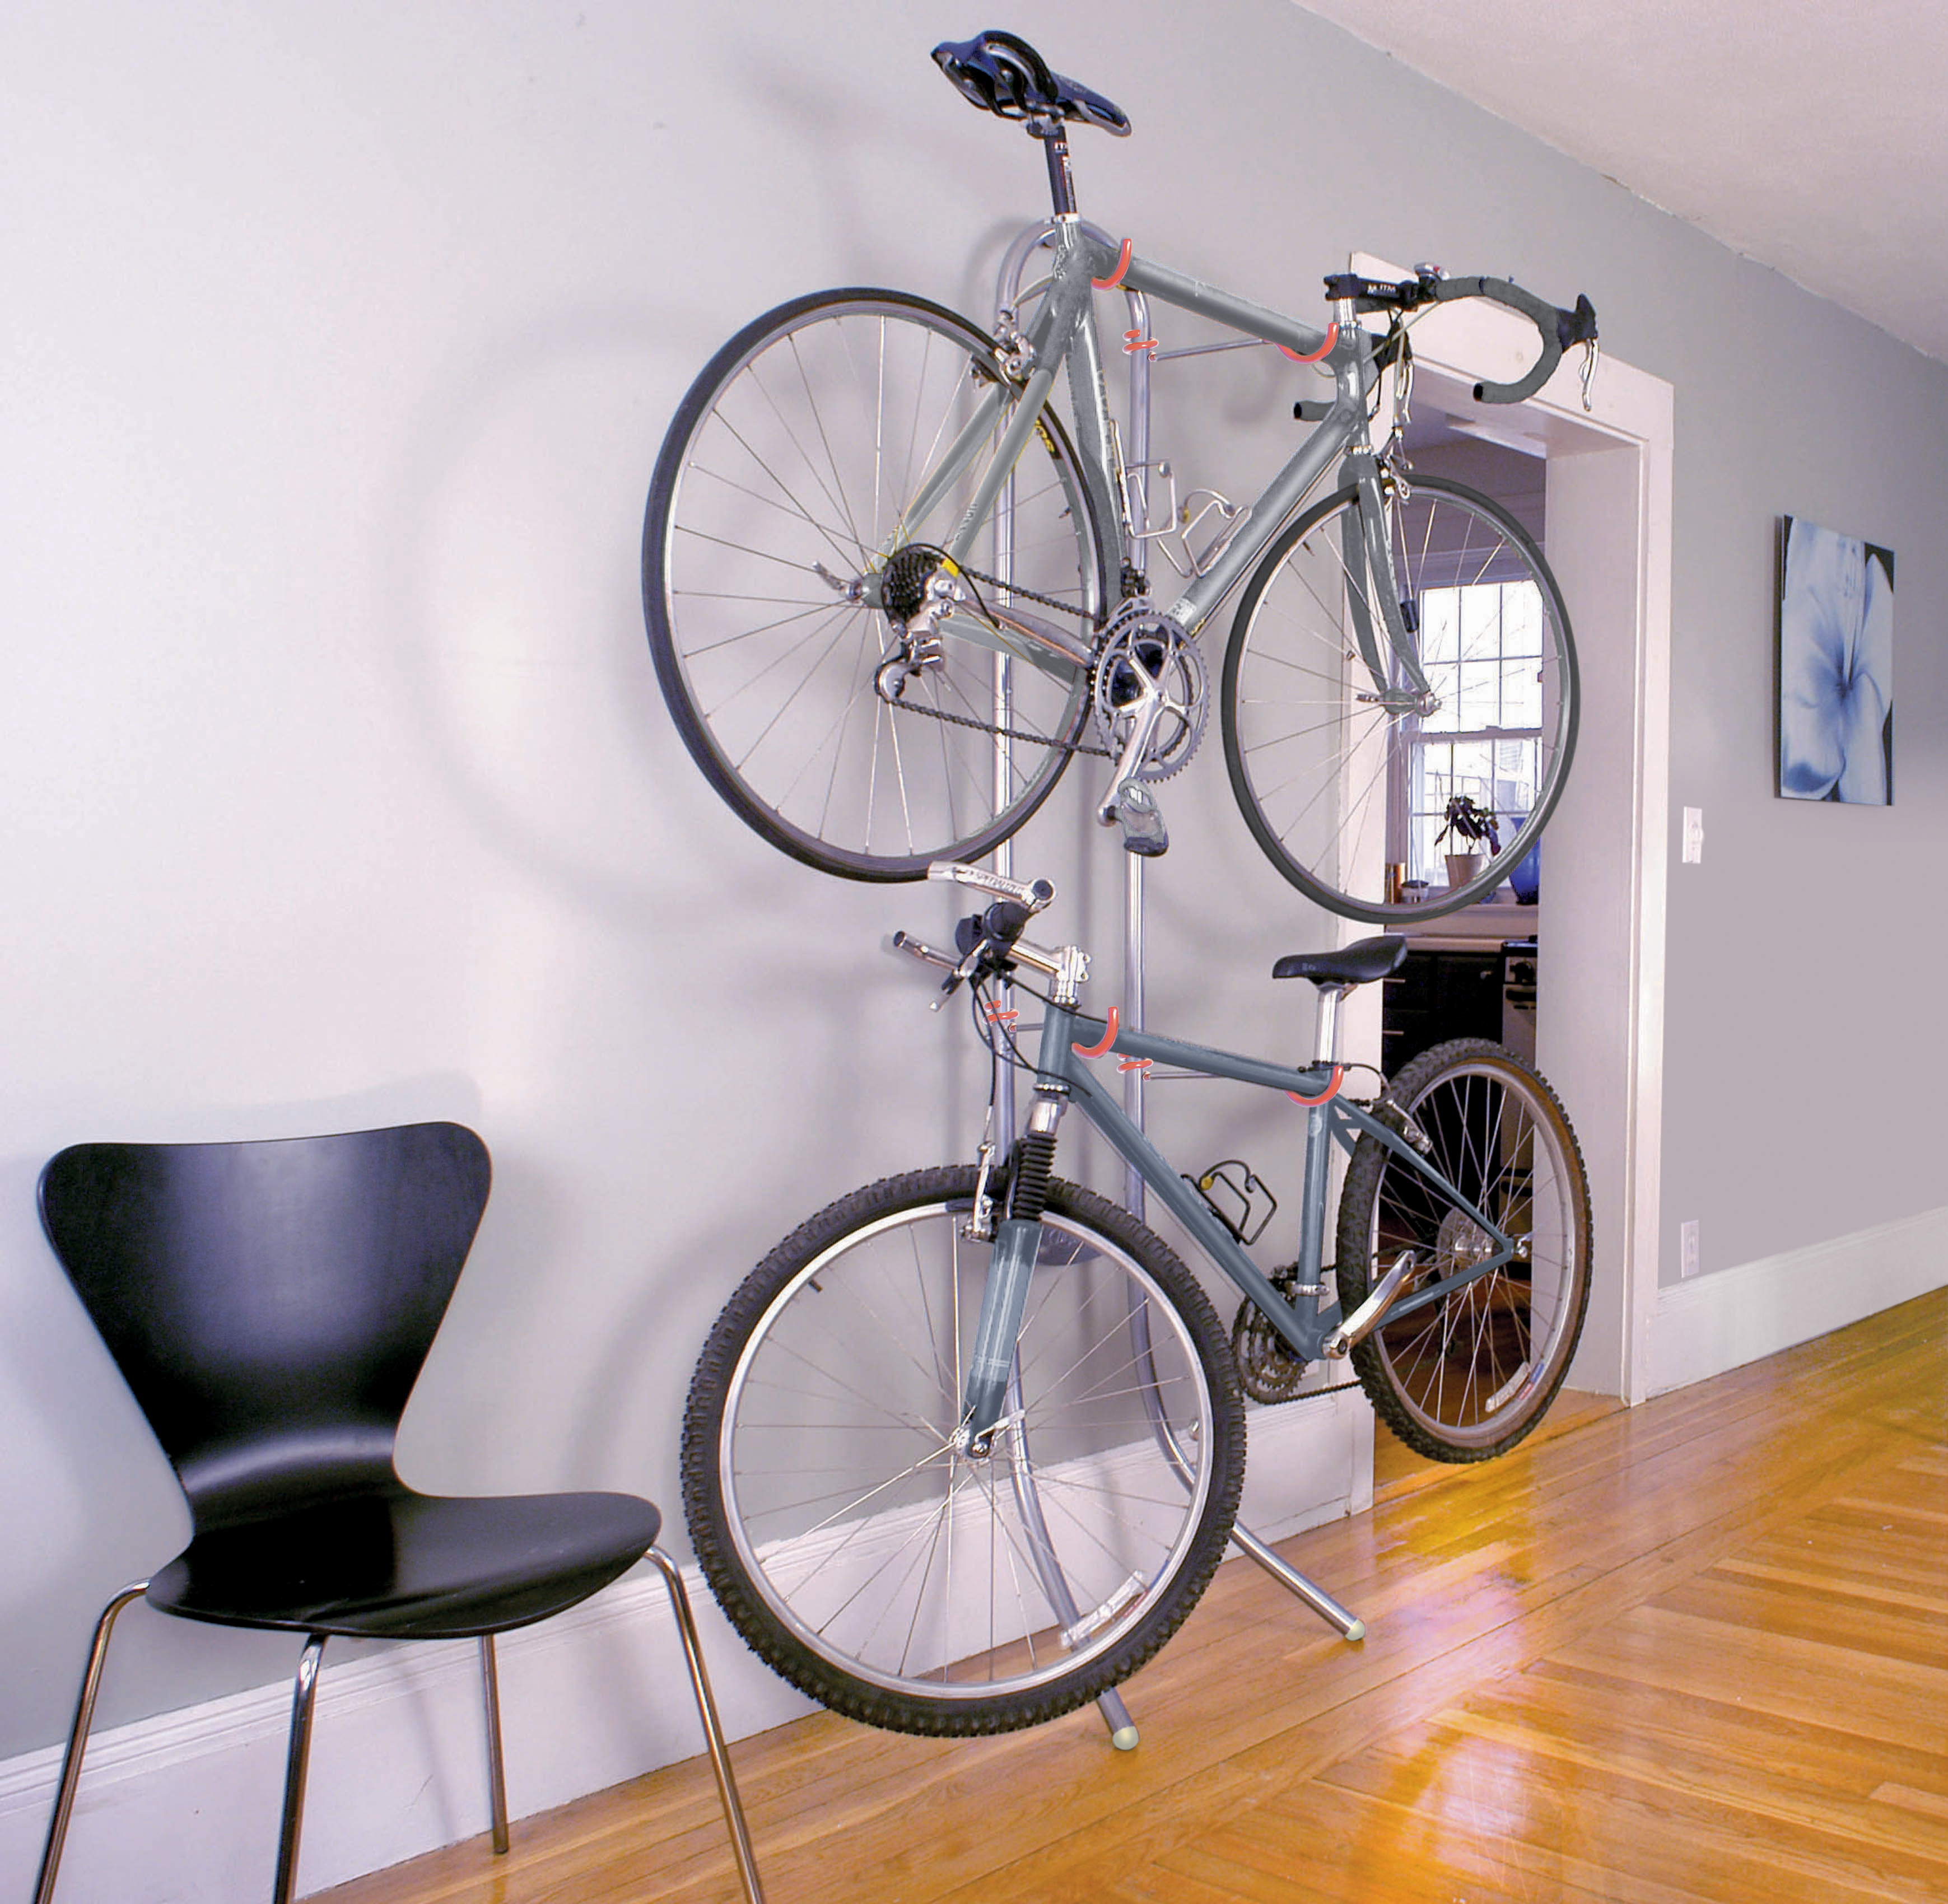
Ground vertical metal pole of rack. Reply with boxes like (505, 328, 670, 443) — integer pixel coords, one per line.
(989, 220, 1141, 1750)
(989, 227, 1363, 1757)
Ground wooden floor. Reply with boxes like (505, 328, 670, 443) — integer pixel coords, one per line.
(323, 1291, 1947, 1903)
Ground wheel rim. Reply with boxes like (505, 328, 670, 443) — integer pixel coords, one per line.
(649, 297, 1101, 878)
(1364, 1061, 1580, 1445)
(1225, 476, 1575, 923)
(716, 1200, 1219, 1704)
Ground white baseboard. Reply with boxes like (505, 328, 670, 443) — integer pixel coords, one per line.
(1647, 1205, 1948, 1397)
(1237, 1378, 1374, 1537)
(0, 1388, 1366, 1904)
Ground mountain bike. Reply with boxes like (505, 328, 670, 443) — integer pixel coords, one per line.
(682, 861, 1591, 1734)
(643, 30, 1599, 921)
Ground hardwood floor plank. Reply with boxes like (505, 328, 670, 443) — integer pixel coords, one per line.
(1313, 1723, 1948, 1903)
(310, 1291, 1948, 1904)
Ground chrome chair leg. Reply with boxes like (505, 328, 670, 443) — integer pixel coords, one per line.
(32, 1581, 150, 1904)
(645, 1549, 766, 1904)
(478, 1635, 510, 1854)
(272, 1635, 327, 1904)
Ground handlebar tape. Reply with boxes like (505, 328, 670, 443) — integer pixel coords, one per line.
(1429, 276, 1561, 403)
(1325, 272, 1598, 407)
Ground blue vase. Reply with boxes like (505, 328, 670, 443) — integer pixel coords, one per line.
(1508, 814, 1541, 904)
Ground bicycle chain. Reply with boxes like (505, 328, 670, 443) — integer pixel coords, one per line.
(876, 559, 1113, 759)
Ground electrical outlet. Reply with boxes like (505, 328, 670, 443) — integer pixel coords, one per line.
(1681, 808, 1704, 864)
(1680, 1219, 1699, 1279)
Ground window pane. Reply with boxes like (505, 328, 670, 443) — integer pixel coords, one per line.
(1450, 740, 1496, 796)
(1421, 661, 1461, 733)
(1503, 581, 1544, 657)
(1501, 656, 1542, 729)
(1460, 586, 1500, 658)
(1458, 660, 1500, 729)
(1421, 588, 1461, 663)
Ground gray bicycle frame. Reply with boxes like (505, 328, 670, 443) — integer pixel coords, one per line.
(896, 221, 1432, 698)
(961, 996, 1517, 1439)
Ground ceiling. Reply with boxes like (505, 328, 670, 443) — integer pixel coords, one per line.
(1293, 0, 1948, 364)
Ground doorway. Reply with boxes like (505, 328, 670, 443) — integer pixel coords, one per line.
(1355, 255, 1675, 1407)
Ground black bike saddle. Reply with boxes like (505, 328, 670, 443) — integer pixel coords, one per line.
(931, 31, 1131, 136)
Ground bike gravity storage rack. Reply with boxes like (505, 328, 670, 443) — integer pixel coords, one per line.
(987, 219, 1366, 1753)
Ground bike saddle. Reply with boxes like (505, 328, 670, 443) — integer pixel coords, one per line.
(1272, 937, 1408, 988)
(931, 31, 1131, 136)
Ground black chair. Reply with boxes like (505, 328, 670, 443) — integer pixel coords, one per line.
(32, 1122, 764, 1904)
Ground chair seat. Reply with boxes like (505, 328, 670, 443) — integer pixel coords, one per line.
(147, 1486, 661, 1640)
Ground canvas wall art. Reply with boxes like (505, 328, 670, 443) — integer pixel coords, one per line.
(1777, 516, 1893, 804)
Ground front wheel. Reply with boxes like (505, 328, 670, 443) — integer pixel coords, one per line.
(644, 290, 1108, 881)
(1223, 475, 1578, 923)
(682, 1167, 1245, 1735)
(1335, 1039, 1591, 1460)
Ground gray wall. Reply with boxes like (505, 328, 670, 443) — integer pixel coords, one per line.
(3, 0, 1944, 1758)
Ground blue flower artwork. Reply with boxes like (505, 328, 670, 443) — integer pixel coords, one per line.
(1777, 517, 1894, 804)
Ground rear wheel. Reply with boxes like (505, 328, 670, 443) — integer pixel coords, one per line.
(644, 290, 1107, 880)
(1335, 1039, 1591, 1459)
(682, 1167, 1244, 1735)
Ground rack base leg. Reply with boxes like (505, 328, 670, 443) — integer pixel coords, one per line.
(1095, 1687, 1140, 1751)
(1229, 1521, 1365, 1641)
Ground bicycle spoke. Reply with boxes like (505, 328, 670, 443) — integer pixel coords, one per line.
(711, 402, 866, 575)
(785, 330, 866, 559)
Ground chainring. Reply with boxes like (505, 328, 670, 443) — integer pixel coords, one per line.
(1231, 1266, 1315, 1404)
(1090, 604, 1208, 780)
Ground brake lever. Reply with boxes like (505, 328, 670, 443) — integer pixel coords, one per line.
(888, 930, 992, 1010)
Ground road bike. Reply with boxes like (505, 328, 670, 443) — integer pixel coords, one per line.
(682, 861, 1591, 1734)
(644, 30, 1599, 921)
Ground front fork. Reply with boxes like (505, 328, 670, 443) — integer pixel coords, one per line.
(961, 1086, 1066, 1450)
(1342, 455, 1432, 705)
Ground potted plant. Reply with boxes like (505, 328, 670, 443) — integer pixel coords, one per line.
(1436, 795, 1500, 892)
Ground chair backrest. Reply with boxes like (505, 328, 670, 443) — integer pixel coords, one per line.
(39, 1123, 491, 1530)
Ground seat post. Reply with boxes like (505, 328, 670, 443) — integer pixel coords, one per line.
(1031, 117, 1078, 218)
(1313, 983, 1350, 1068)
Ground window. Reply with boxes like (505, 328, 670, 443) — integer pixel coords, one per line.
(1405, 578, 1546, 883)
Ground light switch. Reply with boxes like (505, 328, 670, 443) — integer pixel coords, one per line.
(1681, 807, 1703, 864)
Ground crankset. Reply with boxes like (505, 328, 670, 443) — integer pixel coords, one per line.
(1232, 1265, 1316, 1404)
(1089, 602, 1208, 783)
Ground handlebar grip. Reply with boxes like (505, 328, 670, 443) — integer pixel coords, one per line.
(889, 930, 958, 972)
(1432, 274, 1563, 405)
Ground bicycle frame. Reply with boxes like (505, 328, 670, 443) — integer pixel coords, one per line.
(958, 991, 1518, 1441)
(894, 221, 1431, 701)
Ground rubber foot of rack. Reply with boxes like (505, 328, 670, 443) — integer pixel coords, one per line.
(1343, 1618, 1367, 1643)
(1110, 1723, 1141, 1752)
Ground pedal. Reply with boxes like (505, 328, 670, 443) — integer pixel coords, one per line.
(1322, 1250, 1414, 1359)
(1105, 780, 1169, 856)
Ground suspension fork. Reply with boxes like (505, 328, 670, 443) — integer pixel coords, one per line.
(961, 1014, 1074, 1450)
